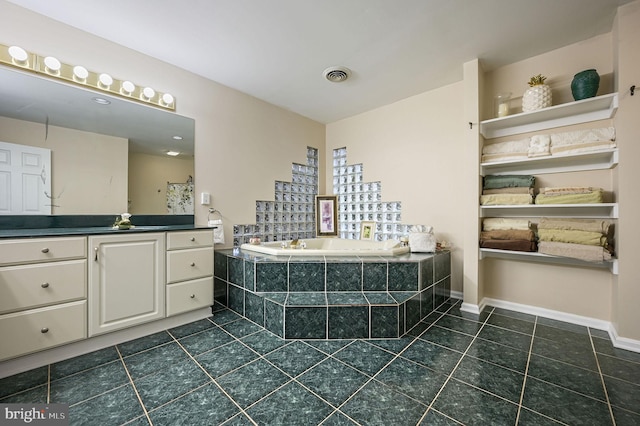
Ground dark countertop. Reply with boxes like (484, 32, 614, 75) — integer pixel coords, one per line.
(0, 225, 212, 239)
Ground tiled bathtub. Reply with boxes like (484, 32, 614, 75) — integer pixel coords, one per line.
(214, 249, 451, 339)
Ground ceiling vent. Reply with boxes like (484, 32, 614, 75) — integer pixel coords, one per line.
(323, 66, 351, 83)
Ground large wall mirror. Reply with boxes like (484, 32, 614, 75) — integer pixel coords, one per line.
(0, 66, 195, 217)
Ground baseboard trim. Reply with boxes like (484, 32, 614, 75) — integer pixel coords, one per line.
(0, 307, 212, 379)
(608, 324, 640, 353)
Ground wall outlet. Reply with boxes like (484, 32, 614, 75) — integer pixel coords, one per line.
(200, 192, 211, 205)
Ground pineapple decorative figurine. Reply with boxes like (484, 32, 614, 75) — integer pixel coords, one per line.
(522, 74, 552, 112)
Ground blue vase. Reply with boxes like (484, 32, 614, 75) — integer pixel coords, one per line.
(571, 69, 600, 101)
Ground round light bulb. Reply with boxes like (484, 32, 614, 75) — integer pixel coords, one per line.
(98, 73, 113, 88)
(162, 93, 174, 105)
(73, 65, 89, 80)
(142, 87, 155, 100)
(43, 56, 61, 73)
(121, 80, 135, 95)
(8, 46, 28, 64)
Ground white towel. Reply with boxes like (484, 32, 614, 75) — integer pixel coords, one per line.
(550, 127, 616, 147)
(528, 134, 551, 158)
(208, 219, 225, 244)
(482, 138, 530, 154)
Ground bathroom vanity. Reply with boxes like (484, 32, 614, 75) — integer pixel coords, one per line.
(0, 226, 214, 374)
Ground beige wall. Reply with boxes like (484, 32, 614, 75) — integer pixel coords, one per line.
(128, 152, 194, 215)
(0, 116, 128, 214)
(0, 0, 325, 241)
(326, 82, 466, 293)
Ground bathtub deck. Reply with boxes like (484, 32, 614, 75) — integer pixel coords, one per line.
(214, 248, 451, 339)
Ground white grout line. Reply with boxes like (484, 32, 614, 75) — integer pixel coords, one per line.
(514, 316, 537, 425)
(589, 328, 617, 425)
(115, 345, 153, 426)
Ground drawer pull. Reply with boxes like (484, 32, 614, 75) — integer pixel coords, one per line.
(190, 294, 195, 298)
(41, 282, 50, 288)
(41, 248, 50, 253)
(94, 247, 99, 261)
(190, 237, 196, 242)
(190, 262, 195, 267)
(41, 327, 49, 333)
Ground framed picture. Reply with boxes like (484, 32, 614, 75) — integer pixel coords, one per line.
(316, 195, 338, 237)
(360, 221, 375, 240)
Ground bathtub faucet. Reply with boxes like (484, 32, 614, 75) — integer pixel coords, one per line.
(299, 240, 306, 249)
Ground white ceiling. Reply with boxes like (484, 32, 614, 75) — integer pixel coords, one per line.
(6, 0, 632, 123)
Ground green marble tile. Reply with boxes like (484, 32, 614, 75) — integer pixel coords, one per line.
(297, 357, 369, 406)
(265, 341, 326, 377)
(375, 357, 447, 404)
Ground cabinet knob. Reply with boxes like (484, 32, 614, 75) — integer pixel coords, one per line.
(41, 327, 49, 333)
(41, 248, 50, 253)
(190, 294, 195, 299)
(190, 237, 196, 242)
(190, 262, 195, 267)
(41, 283, 50, 288)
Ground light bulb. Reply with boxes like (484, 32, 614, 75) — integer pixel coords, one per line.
(162, 93, 174, 105)
(98, 73, 113, 88)
(73, 65, 89, 80)
(8, 46, 28, 64)
(43, 56, 61, 73)
(121, 80, 135, 95)
(142, 87, 155, 100)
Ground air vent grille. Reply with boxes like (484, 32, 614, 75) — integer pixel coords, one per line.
(323, 66, 351, 83)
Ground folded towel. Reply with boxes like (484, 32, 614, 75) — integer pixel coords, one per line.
(483, 187, 534, 195)
(550, 127, 616, 147)
(480, 239, 537, 252)
(550, 141, 616, 156)
(538, 241, 612, 263)
(528, 134, 551, 158)
(480, 229, 536, 241)
(539, 186, 598, 195)
(535, 190, 604, 205)
(480, 194, 533, 205)
(483, 175, 536, 190)
(538, 229, 608, 247)
(481, 152, 529, 163)
(537, 218, 612, 234)
(208, 219, 225, 244)
(483, 218, 530, 231)
(482, 138, 530, 154)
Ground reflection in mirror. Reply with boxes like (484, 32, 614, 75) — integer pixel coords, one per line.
(0, 66, 195, 216)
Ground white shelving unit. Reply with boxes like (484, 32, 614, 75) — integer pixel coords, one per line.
(479, 93, 619, 273)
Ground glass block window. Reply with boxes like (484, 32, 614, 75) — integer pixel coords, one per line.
(233, 147, 319, 246)
(333, 147, 409, 241)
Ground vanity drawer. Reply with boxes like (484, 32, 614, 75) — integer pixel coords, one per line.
(167, 247, 213, 283)
(0, 237, 87, 266)
(166, 277, 213, 316)
(167, 230, 213, 250)
(0, 300, 87, 361)
(0, 259, 87, 314)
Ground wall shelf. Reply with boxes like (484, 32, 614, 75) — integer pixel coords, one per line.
(481, 149, 618, 176)
(479, 248, 618, 274)
(480, 203, 618, 218)
(480, 93, 618, 139)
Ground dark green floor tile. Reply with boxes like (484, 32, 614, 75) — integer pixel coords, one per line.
(375, 357, 447, 404)
(117, 331, 173, 356)
(123, 342, 190, 379)
(418, 409, 463, 425)
(443, 304, 490, 323)
(321, 410, 359, 425)
(134, 359, 210, 410)
(419, 325, 474, 352)
(406, 321, 432, 337)
(522, 377, 613, 425)
(527, 354, 606, 400)
(304, 339, 353, 355)
(124, 415, 151, 425)
(453, 358, 524, 403)
(68, 384, 144, 426)
(333, 340, 395, 376)
(612, 406, 640, 426)
(50, 360, 129, 405)
(264, 341, 326, 377)
(340, 380, 426, 426)
(0, 366, 48, 399)
(245, 381, 333, 425)
(490, 307, 536, 323)
(598, 353, 640, 384)
(169, 318, 215, 339)
(297, 358, 369, 406)
(195, 341, 258, 378)
(517, 407, 565, 425)
(148, 383, 239, 426)
(178, 326, 234, 355)
(240, 329, 287, 355)
(220, 318, 263, 338)
(487, 313, 535, 335)
(537, 317, 590, 336)
(211, 309, 243, 325)
(0, 385, 47, 403)
(593, 337, 640, 364)
(478, 324, 532, 352)
(531, 336, 598, 371)
(217, 359, 289, 408)
(466, 338, 529, 373)
(368, 337, 415, 353)
(535, 323, 591, 347)
(433, 379, 518, 426)
(434, 314, 483, 335)
(604, 375, 640, 413)
(401, 339, 462, 375)
(220, 413, 254, 425)
(51, 346, 119, 380)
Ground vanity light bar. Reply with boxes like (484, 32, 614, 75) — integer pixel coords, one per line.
(0, 43, 176, 111)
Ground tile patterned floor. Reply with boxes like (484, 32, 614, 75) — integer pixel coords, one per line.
(1, 299, 639, 425)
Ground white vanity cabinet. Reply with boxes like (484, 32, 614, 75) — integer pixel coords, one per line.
(166, 230, 214, 316)
(0, 237, 87, 361)
(88, 233, 165, 336)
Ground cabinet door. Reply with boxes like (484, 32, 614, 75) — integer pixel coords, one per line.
(88, 233, 165, 336)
